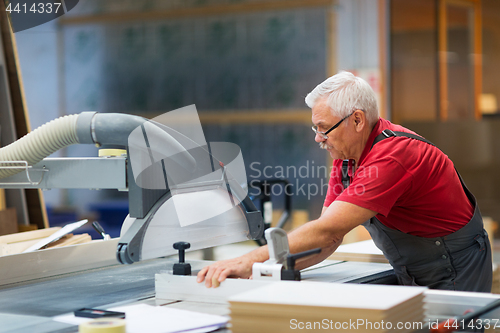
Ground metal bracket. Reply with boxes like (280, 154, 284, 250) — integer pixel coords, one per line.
(0, 157, 127, 189)
(0, 161, 47, 186)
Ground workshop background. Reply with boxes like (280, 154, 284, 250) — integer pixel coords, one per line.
(5, 0, 500, 242)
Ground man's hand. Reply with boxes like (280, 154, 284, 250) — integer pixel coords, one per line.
(196, 255, 254, 288)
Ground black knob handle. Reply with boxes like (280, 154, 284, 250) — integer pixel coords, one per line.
(173, 242, 190, 263)
(173, 242, 191, 276)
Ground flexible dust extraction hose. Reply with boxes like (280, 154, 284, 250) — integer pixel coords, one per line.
(0, 114, 79, 179)
(0, 112, 196, 180)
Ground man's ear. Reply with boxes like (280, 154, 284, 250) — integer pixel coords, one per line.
(353, 110, 366, 133)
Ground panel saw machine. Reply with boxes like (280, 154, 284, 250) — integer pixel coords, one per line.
(0, 106, 265, 264)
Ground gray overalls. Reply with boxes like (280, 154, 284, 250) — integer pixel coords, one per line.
(343, 130, 492, 292)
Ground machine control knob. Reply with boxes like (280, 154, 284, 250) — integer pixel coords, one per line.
(173, 242, 191, 276)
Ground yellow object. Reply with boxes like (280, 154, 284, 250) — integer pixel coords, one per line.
(98, 149, 127, 157)
(480, 94, 498, 114)
(79, 319, 126, 333)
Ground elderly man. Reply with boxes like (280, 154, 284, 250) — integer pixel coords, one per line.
(197, 71, 492, 292)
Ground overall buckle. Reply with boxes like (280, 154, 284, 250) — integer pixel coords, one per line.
(382, 129, 396, 138)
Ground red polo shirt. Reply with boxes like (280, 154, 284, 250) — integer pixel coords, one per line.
(324, 118, 473, 238)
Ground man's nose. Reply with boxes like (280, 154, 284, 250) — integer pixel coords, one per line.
(314, 133, 325, 143)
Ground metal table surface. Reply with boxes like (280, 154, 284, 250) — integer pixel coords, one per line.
(0, 258, 170, 317)
(0, 258, 394, 333)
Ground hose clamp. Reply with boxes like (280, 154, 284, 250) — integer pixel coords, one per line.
(90, 113, 100, 147)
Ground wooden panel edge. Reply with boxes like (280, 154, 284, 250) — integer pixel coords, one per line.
(60, 0, 335, 25)
(0, 239, 119, 286)
(438, 0, 448, 121)
(474, 0, 482, 120)
(195, 110, 312, 125)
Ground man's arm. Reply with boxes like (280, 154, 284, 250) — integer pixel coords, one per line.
(197, 200, 376, 287)
(281, 201, 376, 270)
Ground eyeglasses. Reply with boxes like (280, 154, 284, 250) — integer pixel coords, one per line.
(311, 112, 354, 140)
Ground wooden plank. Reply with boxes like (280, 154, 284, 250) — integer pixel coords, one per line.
(0, 239, 119, 286)
(438, 0, 449, 121)
(0, 189, 5, 211)
(473, 0, 482, 120)
(440, 0, 482, 121)
(17, 224, 37, 232)
(447, 0, 477, 7)
(0, 227, 60, 244)
(443, 0, 482, 121)
(196, 110, 312, 125)
(378, 0, 389, 120)
(391, 0, 437, 32)
(0, 207, 17, 236)
(59, 0, 334, 25)
(48, 233, 92, 248)
(0, 238, 39, 256)
(0, 231, 91, 255)
(325, 3, 336, 77)
(25, 189, 49, 229)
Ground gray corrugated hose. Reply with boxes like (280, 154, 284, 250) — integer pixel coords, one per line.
(0, 112, 196, 180)
(0, 114, 79, 179)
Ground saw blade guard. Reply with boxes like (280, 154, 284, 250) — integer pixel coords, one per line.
(117, 172, 264, 263)
(117, 106, 264, 264)
(118, 187, 252, 263)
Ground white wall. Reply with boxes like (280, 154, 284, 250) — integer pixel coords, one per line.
(336, 0, 380, 70)
(335, 0, 382, 114)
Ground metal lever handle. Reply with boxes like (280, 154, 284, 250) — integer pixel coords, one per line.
(92, 221, 110, 240)
(286, 248, 322, 270)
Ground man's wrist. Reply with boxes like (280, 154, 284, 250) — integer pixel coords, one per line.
(246, 245, 269, 265)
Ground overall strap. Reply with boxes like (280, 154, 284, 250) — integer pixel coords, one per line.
(344, 129, 474, 203)
(369, 129, 476, 198)
(371, 129, 436, 149)
(341, 160, 350, 189)
(342, 129, 436, 190)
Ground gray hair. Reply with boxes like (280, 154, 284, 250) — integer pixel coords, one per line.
(305, 71, 379, 126)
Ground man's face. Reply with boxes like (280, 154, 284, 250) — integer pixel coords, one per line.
(311, 98, 350, 160)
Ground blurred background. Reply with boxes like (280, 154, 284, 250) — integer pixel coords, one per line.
(5, 0, 500, 240)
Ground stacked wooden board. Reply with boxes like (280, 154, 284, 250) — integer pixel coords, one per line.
(228, 281, 426, 333)
(0, 227, 91, 256)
